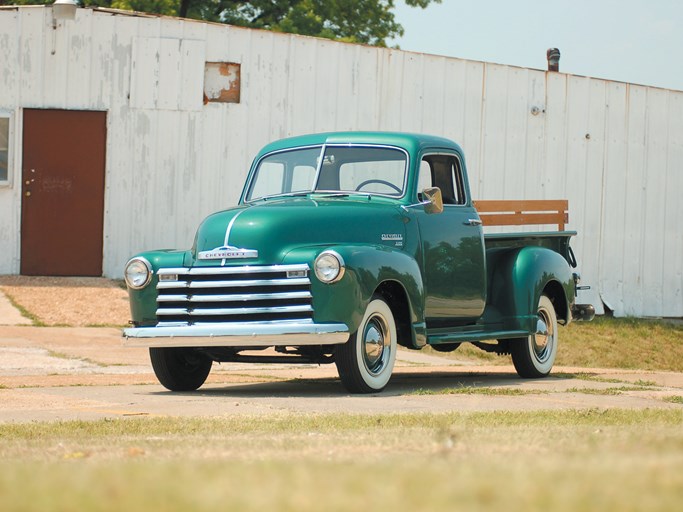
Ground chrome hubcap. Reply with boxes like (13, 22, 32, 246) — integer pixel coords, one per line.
(363, 315, 390, 375)
(532, 307, 554, 363)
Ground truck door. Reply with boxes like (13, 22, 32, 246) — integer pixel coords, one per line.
(415, 153, 486, 327)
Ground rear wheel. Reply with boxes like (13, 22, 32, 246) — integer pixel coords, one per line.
(335, 297, 397, 393)
(510, 294, 558, 378)
(149, 347, 212, 391)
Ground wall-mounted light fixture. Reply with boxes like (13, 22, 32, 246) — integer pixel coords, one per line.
(51, 0, 78, 54)
(53, 0, 78, 26)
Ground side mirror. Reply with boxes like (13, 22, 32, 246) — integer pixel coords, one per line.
(422, 187, 443, 215)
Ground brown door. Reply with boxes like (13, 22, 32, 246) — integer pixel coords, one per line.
(21, 109, 107, 276)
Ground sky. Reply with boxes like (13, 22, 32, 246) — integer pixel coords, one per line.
(389, 0, 683, 91)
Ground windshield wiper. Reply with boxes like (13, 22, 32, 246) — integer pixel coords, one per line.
(253, 192, 311, 202)
(315, 193, 350, 198)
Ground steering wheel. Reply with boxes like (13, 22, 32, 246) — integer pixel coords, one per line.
(355, 179, 402, 194)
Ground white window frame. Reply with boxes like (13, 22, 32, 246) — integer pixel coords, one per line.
(0, 110, 13, 187)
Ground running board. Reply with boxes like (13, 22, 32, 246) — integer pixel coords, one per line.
(427, 329, 528, 345)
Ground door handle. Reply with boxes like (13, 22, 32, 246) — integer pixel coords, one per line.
(464, 219, 482, 226)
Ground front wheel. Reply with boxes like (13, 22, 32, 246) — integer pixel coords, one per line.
(149, 347, 212, 391)
(335, 297, 397, 393)
(510, 294, 558, 378)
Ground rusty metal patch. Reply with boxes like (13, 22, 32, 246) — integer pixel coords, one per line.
(204, 62, 241, 104)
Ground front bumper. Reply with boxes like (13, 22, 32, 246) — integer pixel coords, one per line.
(123, 321, 350, 348)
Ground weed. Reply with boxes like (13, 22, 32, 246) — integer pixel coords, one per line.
(1, 292, 43, 326)
(410, 386, 540, 396)
(565, 386, 653, 396)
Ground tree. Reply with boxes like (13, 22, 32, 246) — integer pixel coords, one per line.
(16, 0, 441, 47)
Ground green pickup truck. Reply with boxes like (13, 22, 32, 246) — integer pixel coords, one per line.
(123, 132, 594, 393)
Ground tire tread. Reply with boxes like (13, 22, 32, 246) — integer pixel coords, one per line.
(149, 347, 212, 391)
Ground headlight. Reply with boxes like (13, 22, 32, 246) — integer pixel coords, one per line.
(314, 250, 345, 284)
(124, 257, 152, 289)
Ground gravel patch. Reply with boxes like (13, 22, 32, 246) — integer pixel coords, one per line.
(0, 276, 130, 327)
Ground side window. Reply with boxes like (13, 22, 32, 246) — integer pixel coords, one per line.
(0, 114, 10, 184)
(417, 160, 432, 198)
(420, 154, 466, 205)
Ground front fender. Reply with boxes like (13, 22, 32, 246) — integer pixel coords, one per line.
(489, 246, 574, 332)
(283, 245, 424, 335)
(127, 250, 190, 325)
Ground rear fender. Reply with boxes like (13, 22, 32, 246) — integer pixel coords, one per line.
(488, 246, 574, 332)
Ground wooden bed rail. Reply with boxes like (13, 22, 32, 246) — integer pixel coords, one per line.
(472, 200, 569, 231)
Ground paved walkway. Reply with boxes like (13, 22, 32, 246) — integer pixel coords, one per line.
(0, 290, 32, 326)
(0, 324, 682, 423)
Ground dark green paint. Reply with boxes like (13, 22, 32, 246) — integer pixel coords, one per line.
(127, 250, 188, 325)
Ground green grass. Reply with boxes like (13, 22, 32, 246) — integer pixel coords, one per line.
(410, 386, 541, 396)
(554, 373, 626, 383)
(427, 317, 683, 372)
(565, 386, 654, 396)
(558, 317, 683, 371)
(46, 350, 109, 368)
(664, 396, 683, 405)
(0, 410, 682, 512)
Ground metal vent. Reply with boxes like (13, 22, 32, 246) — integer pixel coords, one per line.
(155, 264, 312, 327)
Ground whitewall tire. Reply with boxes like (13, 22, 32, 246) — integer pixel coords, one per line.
(335, 297, 398, 393)
(511, 294, 558, 378)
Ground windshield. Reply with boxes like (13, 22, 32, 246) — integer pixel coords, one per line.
(245, 145, 408, 202)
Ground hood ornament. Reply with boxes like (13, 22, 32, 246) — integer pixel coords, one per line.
(198, 245, 258, 260)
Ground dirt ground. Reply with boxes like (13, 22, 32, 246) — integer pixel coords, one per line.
(0, 276, 129, 327)
(0, 277, 682, 423)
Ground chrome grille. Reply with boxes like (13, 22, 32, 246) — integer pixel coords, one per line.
(155, 264, 312, 326)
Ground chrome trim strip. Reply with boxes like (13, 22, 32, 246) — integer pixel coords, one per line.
(157, 264, 310, 276)
(157, 319, 315, 328)
(224, 208, 248, 247)
(191, 278, 307, 288)
(311, 143, 327, 194)
(157, 278, 310, 290)
(156, 291, 312, 303)
(156, 305, 314, 316)
(156, 281, 190, 289)
(192, 291, 312, 302)
(123, 322, 350, 348)
(156, 295, 188, 302)
(155, 308, 188, 316)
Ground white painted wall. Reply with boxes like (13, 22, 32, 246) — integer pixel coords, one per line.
(0, 6, 681, 318)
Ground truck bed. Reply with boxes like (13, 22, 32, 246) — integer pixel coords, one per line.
(474, 199, 576, 266)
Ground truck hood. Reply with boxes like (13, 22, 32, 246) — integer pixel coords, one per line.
(190, 197, 408, 266)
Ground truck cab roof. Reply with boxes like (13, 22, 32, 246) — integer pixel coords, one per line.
(254, 131, 464, 159)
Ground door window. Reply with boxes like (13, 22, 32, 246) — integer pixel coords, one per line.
(419, 154, 466, 205)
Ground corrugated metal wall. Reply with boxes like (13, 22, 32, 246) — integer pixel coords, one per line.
(0, 7, 681, 317)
